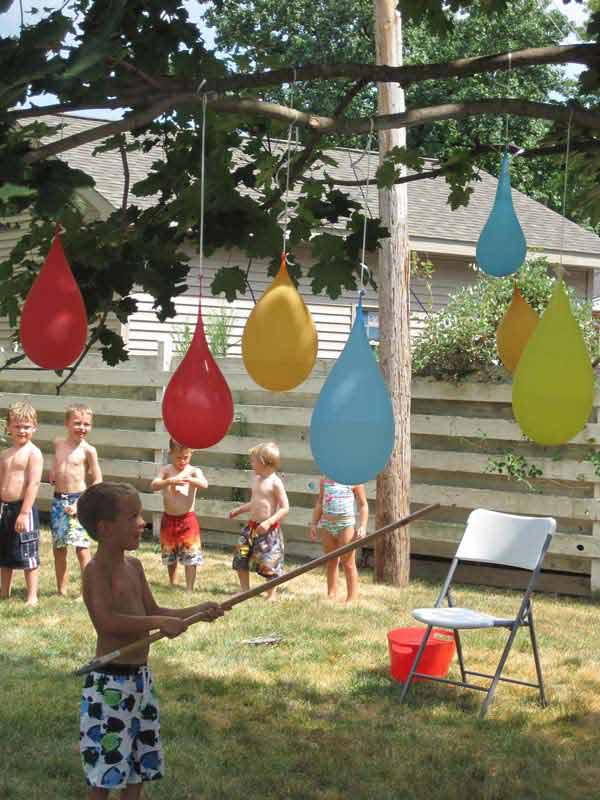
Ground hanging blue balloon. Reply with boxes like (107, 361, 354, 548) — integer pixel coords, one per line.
(476, 151, 527, 277)
(310, 301, 395, 485)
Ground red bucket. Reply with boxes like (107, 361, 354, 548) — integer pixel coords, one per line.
(387, 627, 456, 683)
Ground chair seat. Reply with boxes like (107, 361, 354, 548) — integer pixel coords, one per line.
(412, 607, 515, 629)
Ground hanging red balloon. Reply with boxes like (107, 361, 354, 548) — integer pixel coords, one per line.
(162, 299, 234, 449)
(20, 230, 88, 369)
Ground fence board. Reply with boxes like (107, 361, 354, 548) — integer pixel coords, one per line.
(2, 352, 599, 594)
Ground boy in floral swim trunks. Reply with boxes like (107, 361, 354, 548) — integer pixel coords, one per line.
(151, 439, 208, 592)
(77, 482, 225, 797)
(229, 442, 289, 601)
(50, 403, 102, 596)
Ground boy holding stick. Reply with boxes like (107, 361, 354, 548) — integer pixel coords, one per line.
(77, 482, 225, 798)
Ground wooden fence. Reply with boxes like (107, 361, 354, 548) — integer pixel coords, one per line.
(1, 342, 599, 595)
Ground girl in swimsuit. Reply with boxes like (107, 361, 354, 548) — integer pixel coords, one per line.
(309, 477, 368, 603)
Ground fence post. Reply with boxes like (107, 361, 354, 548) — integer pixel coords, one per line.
(592, 401, 600, 595)
(153, 336, 172, 539)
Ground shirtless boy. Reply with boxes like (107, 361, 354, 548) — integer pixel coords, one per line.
(151, 439, 208, 592)
(77, 482, 225, 798)
(229, 442, 289, 600)
(0, 401, 43, 606)
(50, 403, 102, 596)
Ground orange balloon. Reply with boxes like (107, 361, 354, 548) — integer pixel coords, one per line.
(496, 284, 539, 373)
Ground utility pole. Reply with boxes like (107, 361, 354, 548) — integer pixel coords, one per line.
(373, 0, 411, 585)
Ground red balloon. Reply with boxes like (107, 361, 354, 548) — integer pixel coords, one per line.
(162, 300, 234, 448)
(20, 231, 88, 369)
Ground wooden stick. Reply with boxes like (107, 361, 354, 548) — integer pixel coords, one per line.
(74, 503, 439, 676)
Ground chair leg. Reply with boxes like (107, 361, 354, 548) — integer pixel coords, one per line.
(398, 625, 433, 705)
(479, 623, 520, 719)
(453, 630, 466, 683)
(527, 604, 547, 707)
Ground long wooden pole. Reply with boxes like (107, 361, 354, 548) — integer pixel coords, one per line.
(373, 0, 412, 586)
(74, 503, 439, 676)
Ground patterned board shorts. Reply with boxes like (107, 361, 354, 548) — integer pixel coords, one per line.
(0, 500, 40, 570)
(232, 521, 284, 579)
(80, 665, 164, 790)
(51, 492, 91, 549)
(160, 511, 203, 567)
(319, 516, 356, 536)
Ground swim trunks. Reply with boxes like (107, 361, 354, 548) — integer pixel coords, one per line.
(51, 491, 91, 548)
(159, 511, 203, 566)
(232, 520, 284, 578)
(80, 664, 164, 790)
(0, 500, 40, 570)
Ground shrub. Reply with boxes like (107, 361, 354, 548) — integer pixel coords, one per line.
(173, 306, 234, 358)
(412, 256, 600, 380)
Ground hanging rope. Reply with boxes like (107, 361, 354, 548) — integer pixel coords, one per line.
(354, 118, 375, 302)
(504, 51, 512, 147)
(278, 70, 298, 255)
(557, 106, 575, 278)
(197, 85, 208, 286)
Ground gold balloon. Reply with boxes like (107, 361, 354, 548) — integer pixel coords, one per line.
(242, 252, 318, 391)
(496, 284, 539, 373)
(512, 280, 594, 446)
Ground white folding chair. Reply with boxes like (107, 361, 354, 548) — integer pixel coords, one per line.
(399, 509, 555, 718)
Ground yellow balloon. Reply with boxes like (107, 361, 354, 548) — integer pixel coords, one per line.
(242, 253, 318, 391)
(496, 284, 539, 373)
(512, 280, 594, 445)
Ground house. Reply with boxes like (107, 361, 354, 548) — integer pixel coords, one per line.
(2, 113, 600, 356)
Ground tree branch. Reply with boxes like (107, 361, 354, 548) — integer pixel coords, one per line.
(54, 311, 109, 395)
(20, 95, 600, 166)
(200, 43, 600, 93)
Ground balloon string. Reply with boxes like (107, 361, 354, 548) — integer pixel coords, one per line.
(558, 107, 574, 279)
(198, 90, 207, 290)
(281, 69, 298, 255)
(349, 118, 375, 305)
(504, 51, 512, 146)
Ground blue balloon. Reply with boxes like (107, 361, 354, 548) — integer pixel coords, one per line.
(476, 152, 527, 277)
(310, 302, 395, 485)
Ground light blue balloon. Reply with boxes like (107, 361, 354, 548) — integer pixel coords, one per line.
(310, 302, 395, 485)
(476, 152, 527, 277)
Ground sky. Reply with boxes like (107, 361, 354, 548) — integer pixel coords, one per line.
(0, 0, 593, 119)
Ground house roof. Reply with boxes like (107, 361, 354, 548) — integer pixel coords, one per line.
(33, 113, 600, 266)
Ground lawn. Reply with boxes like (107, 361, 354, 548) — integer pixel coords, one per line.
(1, 534, 599, 800)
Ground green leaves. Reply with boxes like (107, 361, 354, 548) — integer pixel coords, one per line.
(211, 266, 248, 302)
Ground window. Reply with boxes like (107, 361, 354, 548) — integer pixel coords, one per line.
(355, 304, 379, 343)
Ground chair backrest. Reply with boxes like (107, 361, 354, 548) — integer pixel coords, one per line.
(455, 509, 556, 570)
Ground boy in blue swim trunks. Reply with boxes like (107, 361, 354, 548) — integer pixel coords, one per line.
(229, 442, 289, 601)
(50, 403, 102, 596)
(0, 401, 43, 606)
(78, 482, 225, 798)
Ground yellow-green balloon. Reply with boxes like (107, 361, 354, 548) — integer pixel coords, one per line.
(242, 253, 318, 391)
(512, 280, 594, 445)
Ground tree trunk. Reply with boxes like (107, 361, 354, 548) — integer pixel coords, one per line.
(373, 0, 411, 586)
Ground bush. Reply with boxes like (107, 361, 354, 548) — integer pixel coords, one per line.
(412, 256, 600, 381)
(173, 306, 234, 358)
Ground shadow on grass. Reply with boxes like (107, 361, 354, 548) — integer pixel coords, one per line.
(153, 659, 600, 800)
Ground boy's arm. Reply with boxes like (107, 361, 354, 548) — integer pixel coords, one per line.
(49, 439, 58, 485)
(15, 447, 43, 532)
(151, 467, 171, 492)
(83, 560, 188, 638)
(353, 484, 369, 537)
(229, 501, 251, 519)
(186, 468, 208, 490)
(86, 445, 102, 485)
(137, 560, 224, 622)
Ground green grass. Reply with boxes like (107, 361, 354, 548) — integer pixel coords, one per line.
(1, 533, 599, 799)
